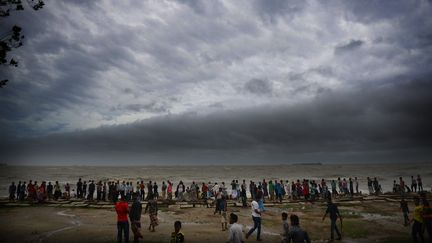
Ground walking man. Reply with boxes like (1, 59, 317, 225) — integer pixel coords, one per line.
(246, 193, 262, 241)
(322, 198, 342, 242)
(115, 195, 130, 243)
(130, 192, 143, 243)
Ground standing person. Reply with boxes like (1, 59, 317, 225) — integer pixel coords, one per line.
(322, 198, 342, 241)
(331, 180, 338, 198)
(367, 177, 373, 194)
(167, 180, 173, 200)
(399, 177, 406, 195)
(291, 181, 297, 200)
(54, 181, 62, 200)
(177, 181, 185, 201)
(88, 180, 95, 201)
(411, 197, 424, 243)
(82, 181, 87, 199)
(354, 177, 359, 194)
(373, 177, 379, 194)
(417, 175, 423, 191)
(115, 195, 130, 243)
(139, 181, 145, 201)
(171, 221, 184, 243)
(214, 188, 223, 215)
(245, 193, 262, 241)
(241, 180, 247, 208)
(129, 192, 143, 243)
(269, 180, 275, 201)
(411, 176, 418, 193)
(47, 182, 53, 200)
(420, 193, 432, 241)
(400, 198, 410, 226)
(16, 181, 21, 200)
(161, 181, 167, 200)
(220, 195, 228, 231)
(231, 180, 237, 200)
(27, 180, 35, 201)
(236, 180, 241, 202)
(102, 182, 107, 201)
(144, 194, 158, 232)
(262, 179, 268, 200)
(284, 180, 291, 200)
(65, 183, 71, 199)
(287, 214, 311, 243)
(146, 181, 152, 200)
(257, 186, 265, 211)
(202, 182, 210, 208)
(77, 178, 83, 198)
(153, 182, 159, 200)
(349, 178, 354, 197)
(9, 182, 16, 201)
(281, 212, 289, 243)
(227, 213, 244, 243)
(97, 181, 102, 201)
(275, 182, 282, 203)
(20, 182, 26, 201)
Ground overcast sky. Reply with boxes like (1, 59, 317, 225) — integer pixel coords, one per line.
(1, 0, 432, 165)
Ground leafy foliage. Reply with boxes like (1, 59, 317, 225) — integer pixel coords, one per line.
(0, 0, 45, 87)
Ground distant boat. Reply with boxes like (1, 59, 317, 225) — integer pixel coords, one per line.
(0, 163, 7, 166)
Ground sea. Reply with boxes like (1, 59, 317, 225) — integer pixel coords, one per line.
(0, 163, 431, 197)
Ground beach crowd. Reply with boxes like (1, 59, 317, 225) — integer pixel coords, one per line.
(5, 174, 431, 243)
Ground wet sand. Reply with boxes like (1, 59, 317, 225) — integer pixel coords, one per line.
(0, 194, 421, 243)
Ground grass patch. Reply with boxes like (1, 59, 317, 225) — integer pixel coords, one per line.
(341, 219, 369, 238)
(377, 235, 411, 243)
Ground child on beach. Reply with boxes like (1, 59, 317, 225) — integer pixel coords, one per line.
(227, 213, 244, 243)
(220, 195, 228, 231)
(281, 212, 289, 243)
(171, 221, 184, 243)
(400, 198, 409, 226)
(287, 214, 311, 243)
(145, 194, 159, 232)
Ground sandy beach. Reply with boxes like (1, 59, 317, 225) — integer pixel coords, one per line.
(0, 193, 423, 243)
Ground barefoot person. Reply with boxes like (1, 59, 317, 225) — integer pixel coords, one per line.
(322, 198, 342, 242)
(130, 192, 143, 243)
(115, 195, 130, 243)
(144, 194, 158, 232)
(246, 193, 262, 241)
(171, 221, 185, 243)
(287, 214, 311, 243)
(227, 213, 244, 243)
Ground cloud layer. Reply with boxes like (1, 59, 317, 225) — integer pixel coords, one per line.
(1, 0, 431, 164)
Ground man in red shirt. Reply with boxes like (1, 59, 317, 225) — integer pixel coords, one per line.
(115, 195, 130, 243)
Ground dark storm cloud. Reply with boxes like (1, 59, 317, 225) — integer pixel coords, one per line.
(2, 77, 431, 164)
(334, 40, 364, 54)
(1, 0, 432, 164)
(244, 78, 273, 95)
(252, 0, 306, 23)
(123, 102, 170, 113)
